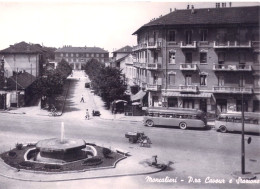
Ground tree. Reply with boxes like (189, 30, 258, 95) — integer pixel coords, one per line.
(82, 59, 127, 108)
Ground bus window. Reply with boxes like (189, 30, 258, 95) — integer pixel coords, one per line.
(244, 118, 251, 124)
(166, 114, 173, 118)
(159, 113, 167, 117)
(233, 117, 241, 123)
(148, 113, 153, 116)
(153, 113, 159, 117)
(253, 119, 259, 124)
(218, 116, 226, 121)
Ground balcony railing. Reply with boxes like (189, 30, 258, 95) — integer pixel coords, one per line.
(180, 41, 197, 48)
(213, 64, 252, 71)
(147, 42, 162, 49)
(133, 43, 147, 51)
(179, 85, 198, 93)
(146, 63, 162, 70)
(213, 86, 253, 94)
(133, 62, 146, 68)
(180, 63, 198, 71)
(213, 41, 251, 48)
(147, 84, 161, 91)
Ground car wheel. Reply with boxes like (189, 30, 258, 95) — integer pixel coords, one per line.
(179, 122, 187, 130)
(146, 120, 154, 127)
(219, 125, 227, 133)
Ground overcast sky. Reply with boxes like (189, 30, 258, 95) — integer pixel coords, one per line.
(0, 1, 259, 53)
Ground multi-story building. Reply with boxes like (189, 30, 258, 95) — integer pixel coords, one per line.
(0, 41, 50, 78)
(111, 46, 133, 68)
(132, 5, 260, 114)
(55, 46, 109, 70)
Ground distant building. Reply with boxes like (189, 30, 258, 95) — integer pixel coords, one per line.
(0, 41, 51, 78)
(55, 46, 109, 70)
(132, 5, 260, 114)
(111, 46, 133, 68)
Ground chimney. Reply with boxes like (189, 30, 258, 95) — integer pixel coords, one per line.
(229, 2, 232, 7)
(191, 5, 195, 14)
(187, 4, 190, 9)
(170, 8, 172, 12)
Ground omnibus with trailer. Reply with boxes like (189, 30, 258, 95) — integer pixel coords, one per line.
(143, 107, 207, 129)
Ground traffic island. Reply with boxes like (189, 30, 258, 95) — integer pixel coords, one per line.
(0, 141, 125, 173)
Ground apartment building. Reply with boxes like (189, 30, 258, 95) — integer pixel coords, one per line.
(55, 46, 109, 70)
(132, 5, 260, 114)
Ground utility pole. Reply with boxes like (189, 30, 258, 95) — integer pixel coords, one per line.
(16, 68, 18, 108)
(232, 92, 255, 179)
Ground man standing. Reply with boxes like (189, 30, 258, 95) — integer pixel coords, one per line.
(80, 95, 84, 103)
(85, 109, 90, 120)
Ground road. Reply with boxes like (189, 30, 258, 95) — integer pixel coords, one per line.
(0, 71, 259, 189)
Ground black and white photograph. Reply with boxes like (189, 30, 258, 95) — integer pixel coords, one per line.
(0, 0, 259, 188)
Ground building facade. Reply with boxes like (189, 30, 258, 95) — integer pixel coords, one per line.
(55, 46, 109, 70)
(111, 46, 133, 68)
(0, 41, 49, 78)
(132, 5, 260, 114)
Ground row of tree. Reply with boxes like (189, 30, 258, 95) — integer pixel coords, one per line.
(30, 59, 72, 108)
(82, 59, 127, 108)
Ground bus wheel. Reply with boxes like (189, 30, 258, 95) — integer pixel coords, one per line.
(179, 122, 187, 130)
(146, 120, 154, 127)
(219, 126, 227, 133)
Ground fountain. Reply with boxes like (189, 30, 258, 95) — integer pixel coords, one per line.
(1, 122, 126, 172)
(35, 122, 90, 163)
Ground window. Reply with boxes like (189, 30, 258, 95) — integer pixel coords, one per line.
(200, 53, 207, 64)
(239, 53, 246, 69)
(254, 53, 260, 64)
(185, 75, 192, 85)
(183, 99, 194, 109)
(185, 52, 192, 63)
(254, 77, 260, 87)
(253, 100, 260, 112)
(200, 30, 208, 41)
(168, 74, 175, 85)
(168, 98, 178, 107)
(71, 53, 73, 57)
(200, 75, 207, 86)
(169, 52, 175, 64)
(185, 30, 192, 44)
(168, 30, 176, 41)
(91, 54, 94, 57)
(96, 54, 99, 58)
(236, 100, 248, 112)
(86, 54, 89, 57)
(239, 75, 245, 87)
(66, 53, 68, 57)
(60, 53, 63, 57)
(76, 53, 79, 57)
(218, 75, 225, 86)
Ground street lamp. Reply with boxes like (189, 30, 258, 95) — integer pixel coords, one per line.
(232, 91, 256, 179)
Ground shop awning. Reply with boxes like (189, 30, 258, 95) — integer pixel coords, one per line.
(162, 92, 211, 98)
(131, 90, 146, 101)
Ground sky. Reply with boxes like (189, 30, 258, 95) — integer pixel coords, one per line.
(0, 0, 259, 54)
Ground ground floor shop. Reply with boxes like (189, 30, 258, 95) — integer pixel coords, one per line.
(148, 91, 260, 117)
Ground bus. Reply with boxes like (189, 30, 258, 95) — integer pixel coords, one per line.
(215, 112, 260, 133)
(143, 107, 207, 129)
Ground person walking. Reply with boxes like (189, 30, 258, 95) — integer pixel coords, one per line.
(85, 109, 90, 120)
(80, 95, 84, 103)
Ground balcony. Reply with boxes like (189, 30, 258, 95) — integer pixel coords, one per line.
(180, 41, 197, 48)
(133, 62, 146, 68)
(180, 63, 198, 71)
(213, 41, 251, 48)
(213, 86, 253, 94)
(147, 42, 162, 49)
(146, 63, 162, 70)
(213, 64, 252, 71)
(147, 84, 161, 91)
(133, 43, 147, 51)
(179, 85, 198, 93)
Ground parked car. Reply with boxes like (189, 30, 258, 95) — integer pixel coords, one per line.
(85, 82, 90, 88)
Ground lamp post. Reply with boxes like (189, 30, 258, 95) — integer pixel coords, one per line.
(232, 91, 256, 179)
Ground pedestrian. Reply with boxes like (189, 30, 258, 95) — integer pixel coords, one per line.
(85, 109, 90, 120)
(80, 95, 84, 103)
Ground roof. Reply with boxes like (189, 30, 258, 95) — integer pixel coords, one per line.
(7, 71, 36, 90)
(0, 41, 46, 54)
(162, 92, 211, 98)
(113, 46, 133, 53)
(115, 54, 129, 63)
(146, 107, 203, 115)
(133, 6, 260, 34)
(55, 46, 109, 53)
